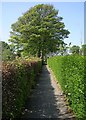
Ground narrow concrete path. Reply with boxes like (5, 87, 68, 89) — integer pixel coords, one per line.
(21, 65, 76, 119)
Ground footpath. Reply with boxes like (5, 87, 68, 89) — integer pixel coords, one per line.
(21, 65, 76, 119)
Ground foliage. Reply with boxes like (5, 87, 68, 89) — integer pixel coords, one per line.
(58, 43, 68, 55)
(1, 41, 15, 61)
(70, 45, 80, 54)
(9, 4, 70, 59)
(2, 58, 42, 119)
(48, 55, 86, 119)
(81, 44, 86, 55)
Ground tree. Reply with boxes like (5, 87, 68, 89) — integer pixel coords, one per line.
(1, 41, 15, 61)
(81, 44, 86, 55)
(9, 4, 70, 61)
(70, 45, 80, 54)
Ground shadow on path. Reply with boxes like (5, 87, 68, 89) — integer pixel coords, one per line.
(21, 65, 76, 119)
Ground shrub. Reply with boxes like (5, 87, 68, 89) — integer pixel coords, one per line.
(2, 58, 42, 119)
(48, 55, 86, 119)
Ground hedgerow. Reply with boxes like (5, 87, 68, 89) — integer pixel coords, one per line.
(48, 55, 86, 119)
(2, 57, 42, 119)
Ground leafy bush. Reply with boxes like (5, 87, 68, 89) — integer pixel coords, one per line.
(2, 58, 42, 119)
(48, 55, 86, 119)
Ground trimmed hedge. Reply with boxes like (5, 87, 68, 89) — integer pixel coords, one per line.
(48, 55, 86, 119)
(2, 58, 42, 119)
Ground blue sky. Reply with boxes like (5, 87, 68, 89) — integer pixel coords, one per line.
(1, 2, 84, 46)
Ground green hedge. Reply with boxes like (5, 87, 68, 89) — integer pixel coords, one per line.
(2, 58, 42, 119)
(48, 55, 86, 119)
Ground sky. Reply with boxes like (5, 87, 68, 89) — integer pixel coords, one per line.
(1, 2, 84, 47)
(1, 0, 85, 2)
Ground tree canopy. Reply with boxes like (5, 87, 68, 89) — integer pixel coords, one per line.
(9, 4, 70, 59)
(81, 44, 86, 55)
(70, 45, 80, 54)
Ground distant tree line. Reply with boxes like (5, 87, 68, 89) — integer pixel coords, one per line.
(69, 44, 86, 55)
(1, 41, 15, 61)
(1, 40, 86, 61)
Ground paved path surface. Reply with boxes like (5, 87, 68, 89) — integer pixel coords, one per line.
(21, 65, 76, 119)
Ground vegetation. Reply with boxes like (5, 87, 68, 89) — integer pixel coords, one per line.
(1, 41, 15, 61)
(69, 44, 86, 56)
(2, 3, 85, 120)
(81, 44, 86, 55)
(48, 55, 86, 119)
(70, 45, 80, 54)
(9, 4, 70, 62)
(2, 58, 42, 119)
